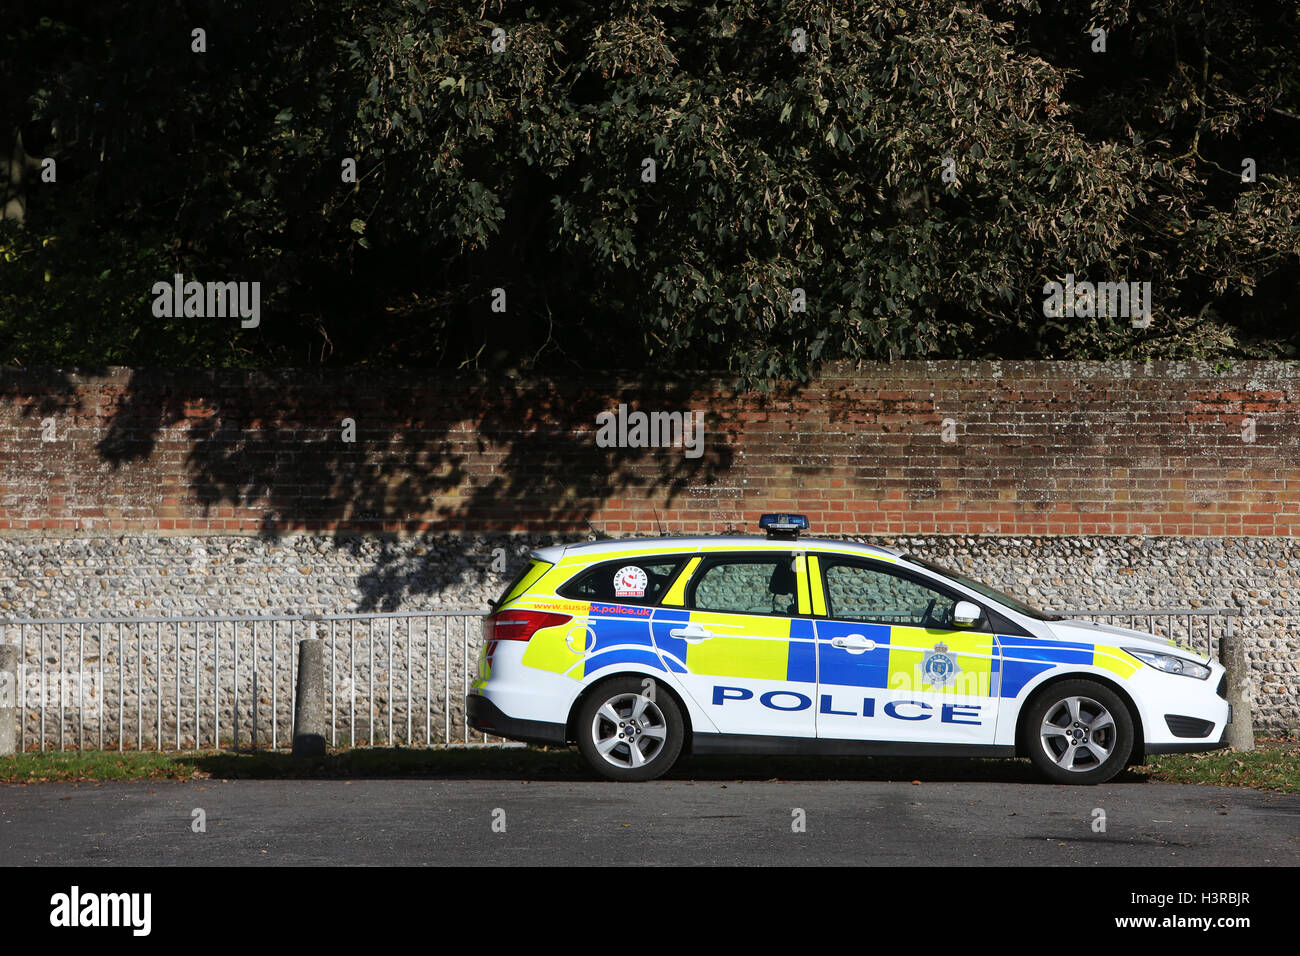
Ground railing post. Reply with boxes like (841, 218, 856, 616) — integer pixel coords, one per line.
(0, 637, 17, 756)
(1218, 612, 1254, 752)
(292, 615, 326, 757)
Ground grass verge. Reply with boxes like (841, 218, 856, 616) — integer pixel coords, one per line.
(1135, 743, 1300, 793)
(0, 743, 1295, 790)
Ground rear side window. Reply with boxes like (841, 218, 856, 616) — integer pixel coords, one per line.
(493, 559, 553, 610)
(688, 556, 796, 616)
(557, 557, 687, 606)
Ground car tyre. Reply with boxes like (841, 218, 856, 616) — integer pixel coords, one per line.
(1023, 679, 1134, 785)
(575, 677, 685, 782)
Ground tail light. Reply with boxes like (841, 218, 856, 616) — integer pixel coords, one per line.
(484, 610, 572, 642)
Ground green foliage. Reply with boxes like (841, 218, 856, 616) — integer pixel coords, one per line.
(2, 0, 1298, 383)
(0, 220, 252, 367)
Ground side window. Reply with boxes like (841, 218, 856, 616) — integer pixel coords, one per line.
(823, 561, 959, 627)
(688, 556, 796, 616)
(557, 558, 686, 606)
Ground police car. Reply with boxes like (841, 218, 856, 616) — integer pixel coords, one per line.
(467, 515, 1231, 784)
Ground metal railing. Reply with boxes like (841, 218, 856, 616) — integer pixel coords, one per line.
(1052, 607, 1241, 659)
(2, 610, 493, 753)
(2, 606, 1243, 753)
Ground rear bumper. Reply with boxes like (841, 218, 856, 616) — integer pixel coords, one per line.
(466, 694, 567, 746)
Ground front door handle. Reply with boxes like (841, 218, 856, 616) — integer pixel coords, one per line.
(831, 634, 875, 655)
(669, 623, 715, 643)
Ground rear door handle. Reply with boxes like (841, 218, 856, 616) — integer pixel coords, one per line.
(831, 634, 875, 655)
(669, 623, 715, 643)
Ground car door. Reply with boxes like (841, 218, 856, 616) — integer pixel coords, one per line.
(650, 552, 817, 738)
(810, 555, 1001, 745)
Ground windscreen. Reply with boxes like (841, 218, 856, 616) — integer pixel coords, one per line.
(906, 556, 1062, 621)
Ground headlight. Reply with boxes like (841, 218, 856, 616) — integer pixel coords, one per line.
(1123, 647, 1211, 680)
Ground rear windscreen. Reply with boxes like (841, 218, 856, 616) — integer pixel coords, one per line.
(493, 559, 553, 610)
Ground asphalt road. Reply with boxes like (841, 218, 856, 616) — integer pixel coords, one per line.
(3, 776, 1297, 865)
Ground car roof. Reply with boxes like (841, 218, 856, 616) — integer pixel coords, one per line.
(531, 536, 905, 565)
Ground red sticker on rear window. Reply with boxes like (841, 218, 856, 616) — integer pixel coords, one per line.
(613, 565, 649, 598)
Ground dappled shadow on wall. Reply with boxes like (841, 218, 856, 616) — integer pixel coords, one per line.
(23, 367, 735, 610)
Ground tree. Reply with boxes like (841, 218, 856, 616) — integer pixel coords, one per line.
(2, 0, 1297, 383)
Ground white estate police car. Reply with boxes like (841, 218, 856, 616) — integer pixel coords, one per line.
(467, 515, 1231, 784)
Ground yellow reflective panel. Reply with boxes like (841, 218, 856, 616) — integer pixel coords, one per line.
(886, 626, 997, 696)
(514, 598, 591, 616)
(806, 556, 827, 617)
(683, 612, 790, 680)
(501, 560, 553, 605)
(520, 618, 591, 680)
(1092, 645, 1140, 679)
(473, 643, 492, 686)
(661, 556, 702, 606)
(555, 544, 701, 567)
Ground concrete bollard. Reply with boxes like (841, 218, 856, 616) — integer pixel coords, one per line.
(1219, 622, 1254, 752)
(291, 637, 327, 757)
(0, 642, 18, 756)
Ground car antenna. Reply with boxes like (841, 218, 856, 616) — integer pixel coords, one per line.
(584, 513, 611, 541)
(651, 505, 667, 537)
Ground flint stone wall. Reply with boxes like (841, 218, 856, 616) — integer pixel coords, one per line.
(0, 532, 1293, 746)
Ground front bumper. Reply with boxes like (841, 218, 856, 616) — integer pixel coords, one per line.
(1123, 656, 1233, 754)
(1143, 738, 1230, 755)
(1142, 717, 1230, 755)
(466, 694, 567, 746)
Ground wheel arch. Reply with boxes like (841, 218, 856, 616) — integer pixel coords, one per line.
(1013, 670, 1145, 761)
(565, 670, 696, 747)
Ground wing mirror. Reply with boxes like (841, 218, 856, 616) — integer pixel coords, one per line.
(952, 601, 982, 627)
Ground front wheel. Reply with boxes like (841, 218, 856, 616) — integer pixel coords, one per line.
(1023, 680, 1134, 785)
(575, 677, 685, 782)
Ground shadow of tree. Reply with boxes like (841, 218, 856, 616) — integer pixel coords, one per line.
(21, 366, 739, 610)
(0, 367, 107, 418)
(187, 746, 1070, 785)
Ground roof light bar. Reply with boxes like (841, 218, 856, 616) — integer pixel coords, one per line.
(758, 513, 809, 539)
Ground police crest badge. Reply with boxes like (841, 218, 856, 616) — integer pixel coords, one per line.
(920, 642, 961, 688)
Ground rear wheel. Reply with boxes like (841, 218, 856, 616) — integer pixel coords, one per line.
(1023, 680, 1134, 785)
(575, 677, 685, 782)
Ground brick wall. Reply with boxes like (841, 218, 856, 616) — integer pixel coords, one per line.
(2, 361, 1298, 537)
(3, 363, 1298, 735)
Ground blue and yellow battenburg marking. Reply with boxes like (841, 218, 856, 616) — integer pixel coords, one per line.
(996, 636, 1138, 697)
(515, 599, 665, 681)
(649, 608, 817, 681)
(814, 624, 999, 696)
(509, 597, 1140, 699)
(501, 558, 1143, 698)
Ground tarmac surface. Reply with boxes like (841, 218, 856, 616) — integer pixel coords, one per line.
(3, 775, 1297, 866)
